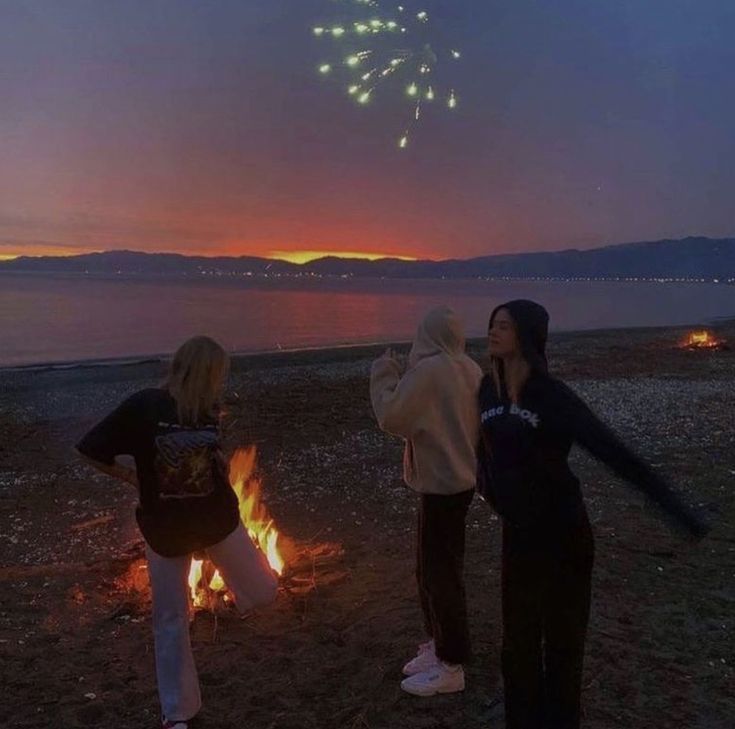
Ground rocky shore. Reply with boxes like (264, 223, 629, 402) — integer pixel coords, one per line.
(1, 324, 733, 729)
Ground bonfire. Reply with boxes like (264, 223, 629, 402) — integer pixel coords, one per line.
(115, 445, 345, 613)
(679, 329, 728, 351)
(185, 446, 345, 612)
(187, 446, 284, 610)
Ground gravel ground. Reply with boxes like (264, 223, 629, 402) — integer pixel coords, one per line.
(0, 323, 733, 729)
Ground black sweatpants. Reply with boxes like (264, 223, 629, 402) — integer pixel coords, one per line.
(416, 489, 474, 665)
(502, 515, 594, 729)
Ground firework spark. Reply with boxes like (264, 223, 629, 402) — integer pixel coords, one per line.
(313, 1, 461, 148)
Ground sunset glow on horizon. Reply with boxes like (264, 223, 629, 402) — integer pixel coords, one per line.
(0, 244, 105, 261)
(0, 244, 422, 263)
(269, 250, 419, 264)
(1, 3, 734, 263)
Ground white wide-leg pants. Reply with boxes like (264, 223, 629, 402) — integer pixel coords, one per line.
(145, 523, 278, 721)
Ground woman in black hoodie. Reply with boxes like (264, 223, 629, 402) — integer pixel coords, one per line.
(476, 300, 707, 729)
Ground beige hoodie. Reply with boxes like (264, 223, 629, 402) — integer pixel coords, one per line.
(370, 306, 483, 495)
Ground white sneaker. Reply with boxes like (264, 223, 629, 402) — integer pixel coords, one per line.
(418, 639, 435, 654)
(400, 662, 465, 696)
(162, 717, 188, 729)
(402, 639, 437, 676)
(402, 647, 438, 676)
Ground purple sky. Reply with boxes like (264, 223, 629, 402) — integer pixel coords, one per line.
(1, 0, 734, 260)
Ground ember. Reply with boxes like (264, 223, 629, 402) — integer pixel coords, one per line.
(188, 446, 284, 609)
(679, 330, 729, 351)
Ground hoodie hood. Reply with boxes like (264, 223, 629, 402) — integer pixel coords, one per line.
(489, 299, 549, 374)
(409, 305, 466, 368)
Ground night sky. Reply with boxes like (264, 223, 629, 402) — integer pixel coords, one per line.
(1, 0, 734, 261)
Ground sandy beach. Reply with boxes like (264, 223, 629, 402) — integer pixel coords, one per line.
(1, 324, 733, 729)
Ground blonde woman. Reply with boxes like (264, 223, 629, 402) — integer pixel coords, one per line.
(76, 336, 277, 729)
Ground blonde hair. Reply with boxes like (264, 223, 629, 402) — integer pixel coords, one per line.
(165, 336, 230, 426)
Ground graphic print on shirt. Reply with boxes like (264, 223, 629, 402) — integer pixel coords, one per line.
(154, 424, 225, 499)
(481, 402, 541, 429)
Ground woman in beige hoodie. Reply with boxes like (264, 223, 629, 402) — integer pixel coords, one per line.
(370, 306, 483, 697)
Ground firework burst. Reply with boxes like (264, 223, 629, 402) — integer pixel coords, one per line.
(312, 1, 462, 148)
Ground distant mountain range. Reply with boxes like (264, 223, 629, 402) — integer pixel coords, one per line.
(2, 236, 734, 282)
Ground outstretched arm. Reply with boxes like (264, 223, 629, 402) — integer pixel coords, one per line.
(553, 381, 708, 538)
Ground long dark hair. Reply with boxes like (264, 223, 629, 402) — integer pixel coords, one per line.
(487, 300, 550, 398)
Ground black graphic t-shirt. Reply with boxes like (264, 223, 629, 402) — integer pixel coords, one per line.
(77, 388, 239, 557)
(477, 373, 706, 536)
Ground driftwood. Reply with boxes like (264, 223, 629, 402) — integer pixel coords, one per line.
(282, 541, 348, 596)
(70, 515, 115, 532)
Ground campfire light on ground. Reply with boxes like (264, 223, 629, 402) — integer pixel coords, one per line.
(187, 446, 283, 609)
(679, 329, 728, 350)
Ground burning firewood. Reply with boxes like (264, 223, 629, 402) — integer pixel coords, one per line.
(679, 329, 729, 351)
(281, 541, 347, 596)
(109, 446, 345, 613)
(186, 446, 345, 611)
(187, 446, 284, 609)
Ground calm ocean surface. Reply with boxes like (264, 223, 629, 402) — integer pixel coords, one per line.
(1, 273, 733, 367)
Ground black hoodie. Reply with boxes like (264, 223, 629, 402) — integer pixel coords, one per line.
(477, 300, 706, 537)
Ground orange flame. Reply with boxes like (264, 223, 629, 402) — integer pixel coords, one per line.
(187, 446, 283, 608)
(230, 448, 285, 576)
(681, 330, 724, 349)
